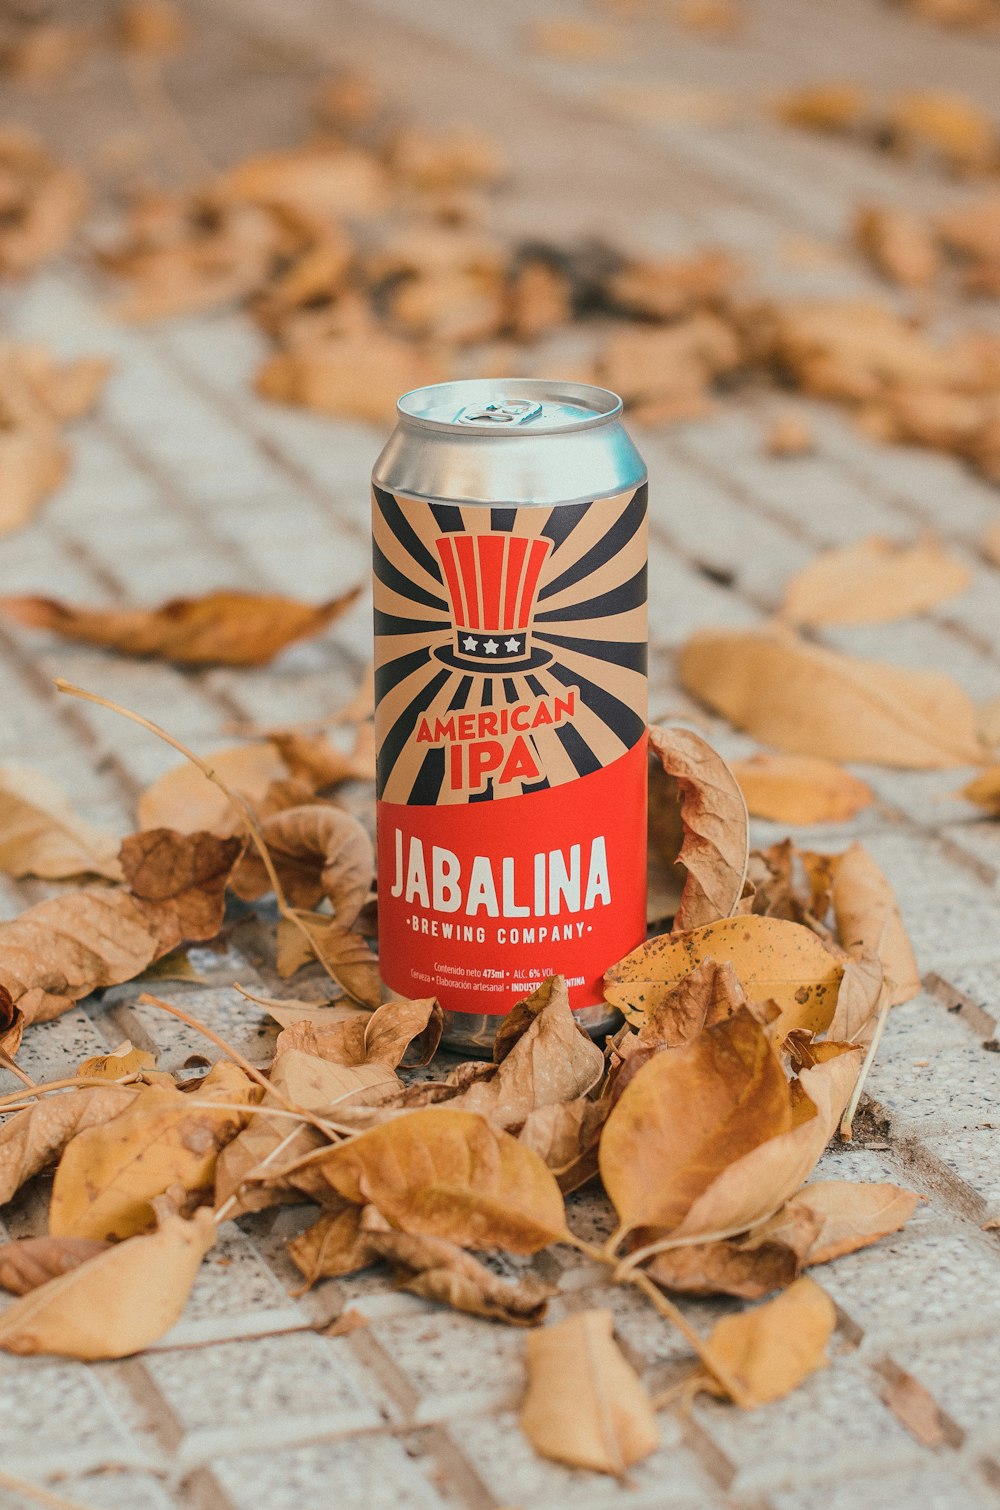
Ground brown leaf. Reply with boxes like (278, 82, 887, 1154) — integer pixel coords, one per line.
(0, 767, 123, 880)
(730, 753, 873, 826)
(0, 132, 87, 277)
(49, 1061, 258, 1240)
(4, 23, 85, 83)
(830, 842, 920, 1005)
(632, 957, 749, 1051)
(230, 803, 374, 926)
(888, 90, 997, 173)
(792, 1179, 922, 1264)
(119, 829, 241, 956)
(220, 143, 388, 220)
(277, 996, 442, 1070)
(0, 586, 361, 666)
(879, 1368, 949, 1446)
(679, 625, 983, 768)
(527, 18, 624, 58)
(287, 914, 381, 1006)
(287, 1201, 375, 1283)
(648, 725, 749, 930)
(520, 1310, 659, 1474)
(645, 1204, 819, 1299)
(605, 916, 844, 1036)
(963, 764, 1000, 814)
(268, 724, 375, 788)
(0, 1085, 140, 1206)
(118, 0, 189, 52)
(0, 1206, 216, 1360)
(0, 1236, 110, 1295)
(600, 1009, 794, 1239)
(77, 1041, 157, 1080)
(256, 331, 445, 426)
(825, 953, 886, 1046)
(608, 249, 738, 322)
(599, 314, 742, 412)
(693, 1276, 835, 1407)
(854, 206, 941, 289)
(517, 1096, 609, 1193)
(137, 742, 289, 837)
(0, 346, 107, 538)
(782, 535, 970, 626)
(271, 1108, 568, 1253)
(772, 82, 868, 133)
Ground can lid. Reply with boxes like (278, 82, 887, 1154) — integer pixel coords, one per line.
(397, 378, 623, 435)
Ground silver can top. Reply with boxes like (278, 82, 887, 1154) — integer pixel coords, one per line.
(397, 378, 623, 435)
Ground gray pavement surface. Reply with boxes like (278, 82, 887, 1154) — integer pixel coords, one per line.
(2, 0, 1000, 1506)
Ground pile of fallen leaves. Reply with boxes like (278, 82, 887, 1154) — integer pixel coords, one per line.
(0, 668, 936, 1474)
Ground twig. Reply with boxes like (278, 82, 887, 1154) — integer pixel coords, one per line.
(213, 1122, 305, 1226)
(54, 679, 319, 964)
(0, 1469, 101, 1510)
(624, 1269, 753, 1410)
(0, 1072, 144, 1114)
(840, 985, 892, 1140)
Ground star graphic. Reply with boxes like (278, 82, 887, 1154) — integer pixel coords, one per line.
(504, 637, 520, 653)
(483, 638, 499, 655)
(462, 635, 478, 651)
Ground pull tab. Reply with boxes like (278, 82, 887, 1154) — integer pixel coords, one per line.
(456, 398, 544, 426)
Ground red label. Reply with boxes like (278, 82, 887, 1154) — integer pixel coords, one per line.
(377, 737, 648, 1014)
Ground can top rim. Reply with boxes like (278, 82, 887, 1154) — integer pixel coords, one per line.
(396, 378, 624, 434)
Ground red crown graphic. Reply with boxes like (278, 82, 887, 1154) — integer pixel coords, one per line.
(434, 532, 552, 668)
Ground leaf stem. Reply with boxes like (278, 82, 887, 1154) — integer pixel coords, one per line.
(0, 1072, 144, 1113)
(623, 1269, 753, 1410)
(840, 984, 891, 1140)
(0, 1468, 102, 1510)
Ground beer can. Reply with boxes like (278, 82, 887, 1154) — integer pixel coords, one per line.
(371, 379, 648, 1053)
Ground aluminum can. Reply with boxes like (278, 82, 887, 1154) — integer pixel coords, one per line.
(371, 379, 647, 1054)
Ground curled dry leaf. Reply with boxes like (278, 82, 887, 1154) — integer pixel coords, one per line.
(271, 1107, 568, 1253)
(730, 753, 873, 826)
(0, 586, 361, 667)
(0, 1206, 216, 1360)
(693, 1275, 836, 1408)
(0, 767, 123, 880)
(854, 206, 941, 290)
(49, 1061, 258, 1240)
(781, 535, 971, 626)
(0, 1236, 110, 1296)
(0, 1084, 140, 1206)
(231, 803, 374, 926)
(77, 1041, 157, 1080)
(0, 829, 239, 1051)
(679, 626, 983, 769)
(518, 1096, 609, 1193)
(0, 345, 108, 539)
(276, 995, 441, 1070)
(285, 914, 381, 1006)
(605, 915, 844, 1036)
(520, 1309, 659, 1475)
(647, 725, 749, 931)
(268, 724, 376, 788)
(830, 842, 920, 1005)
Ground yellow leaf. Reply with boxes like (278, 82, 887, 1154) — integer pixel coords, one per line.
(0, 1208, 215, 1360)
(782, 536, 970, 626)
(605, 915, 844, 1036)
(696, 1276, 835, 1407)
(76, 1040, 157, 1080)
(679, 625, 983, 769)
(520, 1310, 659, 1474)
(830, 842, 920, 1005)
(137, 742, 287, 837)
(0, 767, 123, 881)
(49, 1061, 257, 1239)
(730, 753, 873, 825)
(647, 725, 749, 930)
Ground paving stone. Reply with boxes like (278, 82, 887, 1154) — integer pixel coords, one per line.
(0, 1472, 176, 1510)
(865, 1041, 1000, 1138)
(0, 1008, 112, 1100)
(150, 1223, 310, 1349)
(141, 1331, 396, 1462)
(694, 1359, 930, 1495)
(888, 1332, 1000, 1449)
(769, 1463, 1000, 1510)
(0, 1359, 141, 1477)
(448, 1407, 725, 1509)
(921, 1130, 1000, 1221)
(366, 1309, 528, 1421)
(819, 1228, 1000, 1347)
(207, 1431, 451, 1510)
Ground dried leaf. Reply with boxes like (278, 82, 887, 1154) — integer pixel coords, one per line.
(830, 842, 920, 1005)
(694, 1276, 835, 1407)
(0, 1236, 110, 1295)
(287, 1201, 375, 1282)
(518, 1096, 609, 1193)
(77, 1041, 157, 1080)
(782, 536, 970, 626)
(137, 742, 288, 837)
(888, 90, 997, 173)
(276, 996, 441, 1070)
(273, 1108, 568, 1252)
(0, 1207, 216, 1360)
(288, 914, 381, 1006)
(268, 725, 375, 788)
(0, 586, 361, 666)
(0, 1085, 140, 1206)
(855, 206, 941, 289)
(792, 1179, 922, 1264)
(0, 767, 123, 880)
(679, 625, 983, 768)
(118, 829, 242, 956)
(730, 753, 873, 826)
(879, 1369, 949, 1446)
(256, 332, 445, 426)
(49, 1061, 258, 1239)
(600, 1009, 794, 1241)
(231, 803, 374, 926)
(765, 413, 814, 457)
(648, 726, 749, 931)
(528, 18, 624, 58)
(963, 764, 1000, 813)
(220, 143, 388, 219)
(520, 1310, 659, 1474)
(119, 0, 189, 52)
(825, 953, 886, 1045)
(772, 82, 868, 133)
(605, 916, 844, 1036)
(0, 132, 87, 277)
(630, 957, 749, 1051)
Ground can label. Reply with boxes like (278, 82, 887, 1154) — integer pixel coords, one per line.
(373, 481, 648, 1014)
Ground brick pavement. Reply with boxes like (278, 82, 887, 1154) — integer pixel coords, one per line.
(2, 0, 1000, 1505)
